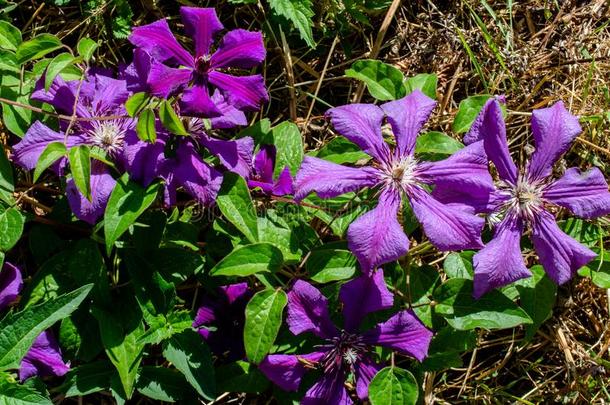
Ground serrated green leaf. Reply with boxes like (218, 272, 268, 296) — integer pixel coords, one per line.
(210, 243, 284, 277)
(68, 145, 91, 200)
(345, 59, 406, 101)
(269, 0, 315, 47)
(15, 34, 62, 64)
(162, 330, 215, 400)
(0, 208, 24, 252)
(216, 172, 259, 243)
(104, 175, 159, 254)
(158, 100, 187, 136)
(244, 289, 287, 364)
(368, 367, 418, 405)
(44, 53, 75, 91)
(0, 284, 92, 370)
(415, 131, 464, 156)
(136, 108, 156, 142)
(433, 278, 532, 330)
(0, 21, 22, 52)
(33, 141, 66, 183)
(76, 37, 97, 61)
(0, 379, 52, 405)
(404, 73, 438, 99)
(126, 92, 151, 117)
(453, 95, 492, 134)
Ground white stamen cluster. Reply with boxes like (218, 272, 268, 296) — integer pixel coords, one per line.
(382, 155, 419, 191)
(499, 178, 545, 222)
(89, 121, 126, 155)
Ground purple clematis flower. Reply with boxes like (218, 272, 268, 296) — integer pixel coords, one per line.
(129, 7, 268, 117)
(192, 282, 252, 361)
(247, 145, 294, 196)
(0, 262, 22, 311)
(295, 91, 493, 274)
(259, 271, 433, 404)
(19, 330, 70, 381)
(452, 99, 610, 298)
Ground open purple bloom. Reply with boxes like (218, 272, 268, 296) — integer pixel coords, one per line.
(259, 271, 433, 403)
(19, 330, 70, 381)
(0, 262, 22, 311)
(192, 282, 252, 361)
(247, 145, 294, 196)
(129, 7, 268, 117)
(457, 99, 610, 298)
(295, 91, 492, 274)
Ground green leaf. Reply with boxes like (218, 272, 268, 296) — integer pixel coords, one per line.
(60, 361, 113, 397)
(433, 278, 532, 330)
(44, 53, 75, 91)
(270, 121, 303, 177)
(0, 379, 52, 405)
(216, 361, 270, 393)
(162, 330, 215, 400)
(0, 284, 92, 370)
(560, 218, 606, 248)
(126, 92, 151, 117)
(404, 73, 438, 99)
(33, 141, 66, 183)
(136, 108, 157, 142)
(0, 21, 22, 52)
(0, 147, 13, 204)
(415, 132, 464, 156)
(368, 367, 418, 405)
(0, 208, 25, 252)
(158, 100, 187, 136)
(68, 145, 91, 200)
(244, 289, 287, 364)
(16, 34, 62, 64)
(314, 137, 369, 164)
(516, 265, 557, 341)
(307, 247, 357, 283)
(210, 243, 284, 277)
(421, 326, 476, 371)
(269, 0, 315, 48)
(443, 252, 473, 279)
(76, 37, 98, 61)
(136, 366, 194, 402)
(453, 95, 492, 134)
(578, 249, 610, 288)
(104, 175, 159, 254)
(345, 59, 406, 101)
(216, 172, 259, 243)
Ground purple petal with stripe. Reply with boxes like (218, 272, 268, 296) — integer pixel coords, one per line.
(180, 82, 223, 118)
(302, 369, 352, 405)
(209, 90, 248, 129)
(208, 71, 268, 111)
(147, 62, 191, 98)
(258, 352, 325, 392)
(129, 19, 193, 67)
(180, 7, 223, 58)
(478, 100, 517, 184)
(19, 330, 70, 381)
(287, 280, 338, 339)
(210, 29, 265, 69)
(340, 270, 393, 332)
(354, 356, 383, 400)
(199, 135, 253, 178)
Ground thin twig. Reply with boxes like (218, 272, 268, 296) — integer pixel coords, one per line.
(304, 36, 339, 125)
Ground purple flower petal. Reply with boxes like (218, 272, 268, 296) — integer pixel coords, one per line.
(12, 121, 66, 171)
(208, 71, 268, 111)
(122, 49, 151, 93)
(32, 75, 87, 117)
(193, 305, 215, 340)
(180, 7, 223, 58)
(294, 156, 379, 201)
(147, 61, 191, 98)
(381, 90, 436, 158)
(287, 280, 338, 339)
(66, 162, 116, 225)
(210, 29, 265, 69)
(209, 90, 248, 129)
(326, 104, 390, 163)
(122, 131, 166, 187)
(302, 369, 352, 405)
(531, 210, 596, 285)
(362, 309, 433, 362)
(253, 145, 276, 183)
(129, 19, 193, 67)
(527, 101, 581, 181)
(220, 282, 251, 305)
(258, 352, 325, 392)
(340, 270, 393, 332)
(0, 262, 22, 311)
(463, 97, 505, 145)
(543, 167, 610, 219)
(347, 189, 409, 274)
(88, 75, 130, 115)
(273, 167, 294, 196)
(180, 83, 223, 118)
(409, 186, 484, 251)
(19, 330, 70, 381)
(354, 356, 382, 400)
(198, 135, 253, 178)
(478, 100, 518, 184)
(472, 217, 531, 298)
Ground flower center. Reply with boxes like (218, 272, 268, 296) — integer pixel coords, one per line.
(500, 178, 544, 222)
(382, 156, 419, 191)
(194, 56, 211, 76)
(320, 331, 366, 373)
(89, 121, 126, 156)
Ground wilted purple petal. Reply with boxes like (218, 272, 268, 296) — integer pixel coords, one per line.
(294, 156, 379, 201)
(347, 189, 409, 274)
(527, 101, 582, 181)
(19, 330, 70, 381)
(340, 270, 393, 332)
(381, 90, 436, 158)
(147, 62, 191, 98)
(478, 100, 518, 184)
(209, 90, 248, 129)
(302, 369, 352, 405)
(362, 309, 433, 362)
(543, 167, 610, 219)
(326, 104, 390, 163)
(0, 262, 22, 311)
(180, 83, 223, 118)
(287, 280, 338, 339)
(354, 356, 382, 400)
(129, 19, 193, 67)
(531, 210, 596, 285)
(66, 162, 116, 225)
(198, 135, 253, 178)
(259, 352, 325, 392)
(472, 217, 531, 298)
(208, 72, 268, 111)
(180, 7, 223, 58)
(210, 29, 265, 69)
